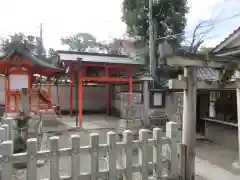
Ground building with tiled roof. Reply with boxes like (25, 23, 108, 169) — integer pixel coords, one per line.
(211, 26, 240, 56)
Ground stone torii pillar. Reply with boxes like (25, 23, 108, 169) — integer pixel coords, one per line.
(234, 70, 240, 169)
(182, 67, 197, 180)
(164, 52, 236, 178)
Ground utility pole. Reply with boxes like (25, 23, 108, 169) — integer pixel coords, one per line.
(40, 23, 43, 42)
(40, 23, 43, 56)
(149, 0, 156, 78)
(37, 23, 44, 56)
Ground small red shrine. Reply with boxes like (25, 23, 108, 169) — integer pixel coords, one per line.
(58, 50, 145, 127)
(1, 41, 64, 116)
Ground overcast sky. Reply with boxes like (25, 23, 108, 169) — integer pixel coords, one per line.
(186, 0, 240, 47)
(0, 0, 239, 50)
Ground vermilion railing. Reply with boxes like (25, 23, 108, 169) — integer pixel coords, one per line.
(6, 90, 55, 113)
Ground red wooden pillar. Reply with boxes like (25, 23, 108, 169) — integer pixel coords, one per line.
(28, 72, 32, 112)
(129, 71, 133, 104)
(29, 75, 32, 112)
(78, 70, 83, 128)
(14, 95, 17, 112)
(106, 84, 110, 115)
(6, 76, 10, 112)
(69, 75, 73, 116)
(5, 76, 8, 113)
(105, 66, 110, 115)
(48, 79, 52, 109)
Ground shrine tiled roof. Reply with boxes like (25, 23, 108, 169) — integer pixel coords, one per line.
(211, 26, 240, 54)
(196, 68, 218, 81)
(171, 51, 239, 62)
(57, 50, 145, 66)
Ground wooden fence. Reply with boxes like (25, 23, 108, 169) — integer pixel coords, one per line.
(0, 121, 184, 180)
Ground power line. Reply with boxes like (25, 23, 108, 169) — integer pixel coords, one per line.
(83, 12, 240, 46)
(156, 12, 240, 41)
(218, 12, 240, 22)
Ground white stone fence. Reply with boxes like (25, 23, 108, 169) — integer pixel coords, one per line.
(0, 121, 186, 180)
(0, 119, 12, 141)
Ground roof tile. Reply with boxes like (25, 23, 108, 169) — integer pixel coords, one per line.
(211, 26, 240, 53)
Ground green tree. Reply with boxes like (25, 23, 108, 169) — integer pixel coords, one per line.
(122, 0, 188, 87)
(48, 48, 57, 56)
(61, 33, 125, 55)
(122, 0, 188, 48)
(0, 33, 45, 56)
(199, 46, 213, 53)
(99, 39, 125, 55)
(61, 33, 100, 52)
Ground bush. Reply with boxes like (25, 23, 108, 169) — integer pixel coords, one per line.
(13, 136, 27, 169)
(13, 136, 27, 154)
(13, 111, 30, 169)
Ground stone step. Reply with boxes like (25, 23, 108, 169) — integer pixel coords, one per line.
(119, 119, 142, 129)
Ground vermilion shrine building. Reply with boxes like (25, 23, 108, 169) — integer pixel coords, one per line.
(57, 50, 145, 127)
(0, 41, 145, 128)
(0, 42, 64, 116)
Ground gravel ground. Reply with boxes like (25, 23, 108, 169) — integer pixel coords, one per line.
(195, 175, 207, 180)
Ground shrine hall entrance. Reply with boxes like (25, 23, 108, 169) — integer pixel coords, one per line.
(79, 83, 122, 116)
(58, 83, 117, 115)
(80, 83, 132, 117)
(59, 81, 131, 126)
(81, 84, 110, 114)
(77, 78, 133, 127)
(63, 81, 133, 127)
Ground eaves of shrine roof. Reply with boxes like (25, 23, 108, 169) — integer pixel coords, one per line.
(0, 41, 64, 72)
(165, 51, 240, 81)
(211, 26, 240, 55)
(57, 50, 146, 66)
(170, 51, 240, 62)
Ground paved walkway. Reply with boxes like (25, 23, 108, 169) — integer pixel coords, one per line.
(196, 157, 240, 180)
(195, 138, 240, 180)
(60, 114, 119, 130)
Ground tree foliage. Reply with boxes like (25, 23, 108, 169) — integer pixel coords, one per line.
(199, 46, 213, 53)
(61, 33, 124, 55)
(122, 0, 188, 48)
(48, 48, 57, 56)
(122, 0, 188, 87)
(61, 33, 99, 52)
(0, 33, 45, 56)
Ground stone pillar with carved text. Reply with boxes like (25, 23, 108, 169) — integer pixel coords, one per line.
(143, 80, 150, 125)
(233, 70, 240, 169)
(182, 67, 197, 180)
